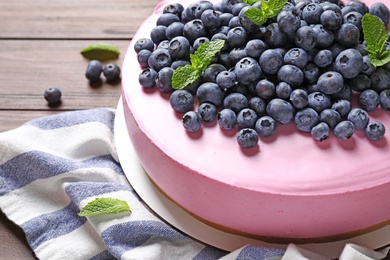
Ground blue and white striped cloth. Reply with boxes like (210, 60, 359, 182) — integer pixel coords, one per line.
(0, 108, 388, 259)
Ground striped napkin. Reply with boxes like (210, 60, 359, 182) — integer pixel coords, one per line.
(0, 108, 387, 259)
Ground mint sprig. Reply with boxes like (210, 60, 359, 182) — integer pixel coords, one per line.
(244, 0, 288, 26)
(78, 197, 131, 217)
(172, 39, 225, 90)
(362, 13, 390, 67)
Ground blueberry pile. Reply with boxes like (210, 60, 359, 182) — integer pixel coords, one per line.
(136, 0, 390, 148)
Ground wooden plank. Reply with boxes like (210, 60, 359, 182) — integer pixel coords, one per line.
(0, 40, 128, 111)
(0, 0, 160, 39)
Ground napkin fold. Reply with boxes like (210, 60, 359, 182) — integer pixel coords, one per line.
(0, 108, 387, 260)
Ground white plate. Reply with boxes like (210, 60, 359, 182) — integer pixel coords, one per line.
(115, 97, 390, 258)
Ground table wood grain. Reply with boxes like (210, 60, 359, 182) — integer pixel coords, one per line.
(0, 0, 159, 257)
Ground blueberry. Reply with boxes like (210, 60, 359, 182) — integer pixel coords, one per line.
(316, 71, 344, 95)
(320, 109, 341, 129)
(335, 48, 363, 79)
(237, 128, 259, 149)
(348, 74, 371, 92)
(227, 26, 248, 48)
(266, 98, 295, 124)
(346, 0, 368, 15)
(203, 64, 226, 83)
(229, 16, 241, 28)
(85, 60, 102, 82)
(295, 107, 320, 133)
(302, 3, 324, 24)
(163, 3, 184, 17)
(290, 88, 308, 109)
(166, 22, 185, 40)
(171, 60, 191, 70)
(44, 87, 62, 104)
(347, 108, 369, 130)
(295, 25, 317, 51)
(182, 111, 202, 132)
(201, 9, 222, 31)
(365, 121, 386, 141)
(221, 0, 240, 13)
(380, 89, 390, 110)
(150, 25, 168, 45)
(277, 65, 304, 88)
(234, 57, 262, 85)
(169, 89, 194, 113)
(332, 84, 353, 101)
(169, 36, 191, 60)
(198, 102, 218, 122)
(237, 108, 258, 129)
(369, 2, 390, 25)
(183, 19, 207, 44)
(320, 10, 343, 30)
(359, 89, 380, 112)
(138, 68, 157, 89)
(255, 116, 277, 137)
(248, 96, 266, 116)
(220, 12, 234, 26)
(313, 49, 333, 68)
(238, 6, 261, 33)
(223, 92, 248, 113)
(137, 49, 152, 68)
(370, 68, 390, 93)
(335, 23, 360, 47)
(218, 108, 237, 130)
(264, 23, 287, 48)
(284, 48, 308, 69)
(276, 82, 292, 99)
(334, 120, 355, 140)
(245, 39, 266, 59)
(311, 122, 330, 141)
(311, 24, 334, 49)
(196, 82, 225, 106)
(216, 70, 236, 90)
(331, 99, 351, 117)
(157, 13, 180, 27)
(193, 37, 209, 51)
(361, 55, 376, 76)
(308, 91, 331, 113)
(157, 40, 170, 50)
(303, 63, 320, 83)
(255, 79, 275, 100)
(259, 49, 284, 75)
(228, 48, 247, 65)
(148, 48, 172, 72)
(134, 38, 155, 53)
(231, 2, 248, 16)
(156, 67, 174, 92)
(103, 63, 121, 81)
(343, 11, 363, 31)
(277, 9, 301, 35)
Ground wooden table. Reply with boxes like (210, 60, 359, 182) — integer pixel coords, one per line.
(0, 0, 159, 258)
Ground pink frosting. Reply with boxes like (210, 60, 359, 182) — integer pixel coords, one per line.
(122, 0, 390, 239)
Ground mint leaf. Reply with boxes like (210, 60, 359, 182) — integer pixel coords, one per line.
(244, 0, 288, 25)
(172, 39, 225, 90)
(243, 0, 259, 5)
(172, 64, 201, 90)
(78, 197, 131, 217)
(362, 13, 390, 67)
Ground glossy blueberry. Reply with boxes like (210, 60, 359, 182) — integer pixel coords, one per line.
(295, 107, 320, 133)
(198, 102, 218, 122)
(168, 36, 191, 60)
(229, 48, 247, 65)
(276, 82, 292, 99)
(320, 10, 343, 30)
(166, 22, 184, 40)
(237, 128, 259, 149)
(183, 19, 207, 44)
(163, 3, 184, 17)
(335, 48, 363, 79)
(157, 40, 170, 50)
(303, 63, 320, 83)
(347, 108, 369, 130)
(216, 70, 236, 89)
(346, 0, 369, 15)
(150, 25, 168, 45)
(335, 23, 360, 48)
(255, 79, 275, 100)
(255, 116, 277, 138)
(203, 64, 226, 83)
(138, 68, 157, 89)
(157, 13, 180, 27)
(343, 11, 363, 31)
(134, 38, 155, 53)
(221, 0, 241, 13)
(295, 25, 317, 51)
(380, 89, 390, 110)
(311, 122, 330, 141)
(290, 88, 308, 109)
(226, 26, 248, 48)
(219, 12, 234, 26)
(320, 109, 341, 129)
(359, 89, 380, 112)
(156, 67, 174, 92)
(103, 63, 121, 81)
(223, 92, 248, 113)
(231, 2, 248, 16)
(331, 99, 351, 117)
(196, 82, 225, 106)
(148, 48, 172, 72)
(370, 68, 390, 93)
(341, 5, 358, 16)
(218, 108, 237, 130)
(317, 71, 344, 95)
(361, 55, 376, 76)
(201, 9, 221, 31)
(259, 49, 284, 75)
(266, 98, 295, 124)
(182, 111, 202, 132)
(369, 2, 390, 25)
(169, 89, 194, 113)
(184, 1, 212, 20)
(237, 108, 258, 129)
(334, 120, 355, 140)
(277, 9, 301, 35)
(277, 65, 304, 88)
(312, 24, 334, 49)
(284, 48, 308, 69)
(308, 91, 331, 113)
(171, 60, 190, 70)
(365, 121, 386, 141)
(137, 49, 152, 68)
(313, 49, 333, 68)
(264, 23, 287, 48)
(234, 57, 262, 85)
(249, 96, 266, 116)
(302, 3, 324, 24)
(228, 16, 241, 28)
(193, 37, 209, 51)
(322, 2, 342, 14)
(245, 39, 266, 59)
(85, 60, 102, 82)
(44, 87, 62, 104)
